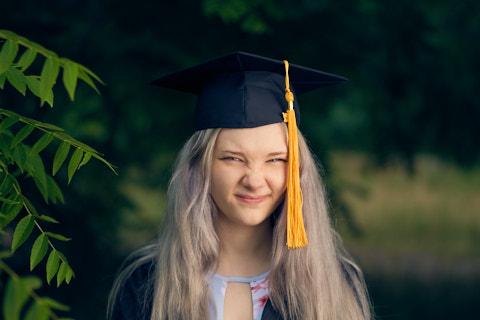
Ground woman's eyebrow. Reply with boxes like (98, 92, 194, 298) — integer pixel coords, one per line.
(218, 150, 244, 156)
(267, 151, 288, 157)
(217, 150, 287, 158)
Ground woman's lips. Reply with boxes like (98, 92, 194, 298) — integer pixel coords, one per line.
(235, 194, 268, 205)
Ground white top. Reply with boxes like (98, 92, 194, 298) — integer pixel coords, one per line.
(207, 271, 270, 320)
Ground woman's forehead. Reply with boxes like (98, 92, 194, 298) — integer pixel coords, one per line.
(215, 123, 288, 151)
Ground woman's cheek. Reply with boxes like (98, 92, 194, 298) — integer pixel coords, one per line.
(266, 164, 288, 191)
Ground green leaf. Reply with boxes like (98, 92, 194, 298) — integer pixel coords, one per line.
(67, 148, 83, 184)
(81, 146, 118, 174)
(0, 115, 19, 132)
(0, 39, 19, 74)
(8, 174, 21, 191)
(30, 132, 53, 156)
(5, 66, 26, 95)
(52, 141, 70, 175)
(36, 214, 59, 224)
(77, 63, 104, 85)
(0, 108, 64, 131)
(56, 251, 69, 263)
(20, 195, 38, 216)
(0, 172, 14, 196)
(2, 277, 29, 320)
(41, 297, 70, 311)
(54, 131, 98, 151)
(45, 232, 71, 241)
(45, 89, 54, 107)
(39, 55, 59, 107)
(23, 302, 38, 320)
(46, 175, 64, 204)
(65, 265, 74, 284)
(16, 48, 37, 71)
(25, 75, 40, 97)
(0, 30, 55, 57)
(0, 194, 22, 229)
(56, 262, 67, 287)
(12, 143, 27, 172)
(0, 72, 6, 88)
(22, 276, 42, 291)
(0, 134, 14, 160)
(33, 176, 48, 203)
(46, 249, 60, 284)
(35, 120, 63, 131)
(77, 69, 99, 94)
(23, 301, 49, 320)
(11, 124, 35, 148)
(63, 60, 78, 101)
(30, 155, 48, 202)
(78, 152, 92, 168)
(0, 196, 18, 205)
(2, 277, 42, 320)
(11, 215, 34, 252)
(30, 234, 48, 270)
(54, 131, 99, 154)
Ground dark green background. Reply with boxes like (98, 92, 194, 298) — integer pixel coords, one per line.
(1, 0, 479, 319)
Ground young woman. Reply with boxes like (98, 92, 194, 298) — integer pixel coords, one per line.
(108, 52, 371, 320)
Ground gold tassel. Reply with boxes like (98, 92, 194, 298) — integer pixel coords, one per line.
(282, 60, 308, 249)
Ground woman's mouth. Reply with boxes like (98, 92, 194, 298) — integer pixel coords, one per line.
(235, 194, 268, 205)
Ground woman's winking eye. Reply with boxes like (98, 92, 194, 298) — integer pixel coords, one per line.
(221, 156, 242, 161)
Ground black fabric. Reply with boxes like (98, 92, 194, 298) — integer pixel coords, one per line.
(111, 259, 365, 319)
(150, 52, 346, 131)
(261, 299, 284, 320)
(193, 71, 299, 130)
(111, 260, 285, 319)
(111, 261, 154, 320)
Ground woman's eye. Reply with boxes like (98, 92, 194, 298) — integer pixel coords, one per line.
(222, 156, 241, 161)
(269, 158, 287, 163)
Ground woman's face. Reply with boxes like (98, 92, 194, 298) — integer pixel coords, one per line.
(210, 122, 288, 228)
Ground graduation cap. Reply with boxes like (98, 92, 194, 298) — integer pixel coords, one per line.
(151, 52, 346, 248)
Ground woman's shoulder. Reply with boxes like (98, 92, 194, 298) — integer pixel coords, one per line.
(110, 257, 156, 320)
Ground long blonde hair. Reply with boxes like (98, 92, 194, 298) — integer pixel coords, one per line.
(108, 128, 371, 320)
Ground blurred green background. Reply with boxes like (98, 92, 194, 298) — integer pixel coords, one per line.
(1, 0, 479, 319)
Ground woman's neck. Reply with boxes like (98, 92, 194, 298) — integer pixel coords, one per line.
(216, 215, 273, 278)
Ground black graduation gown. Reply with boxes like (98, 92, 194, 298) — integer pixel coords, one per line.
(111, 262, 284, 320)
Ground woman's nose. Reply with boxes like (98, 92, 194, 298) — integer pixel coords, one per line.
(242, 167, 266, 190)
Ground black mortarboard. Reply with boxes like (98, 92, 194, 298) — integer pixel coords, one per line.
(151, 51, 346, 131)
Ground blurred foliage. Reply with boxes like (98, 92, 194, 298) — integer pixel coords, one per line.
(333, 152, 480, 259)
(332, 151, 480, 319)
(0, 0, 478, 319)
